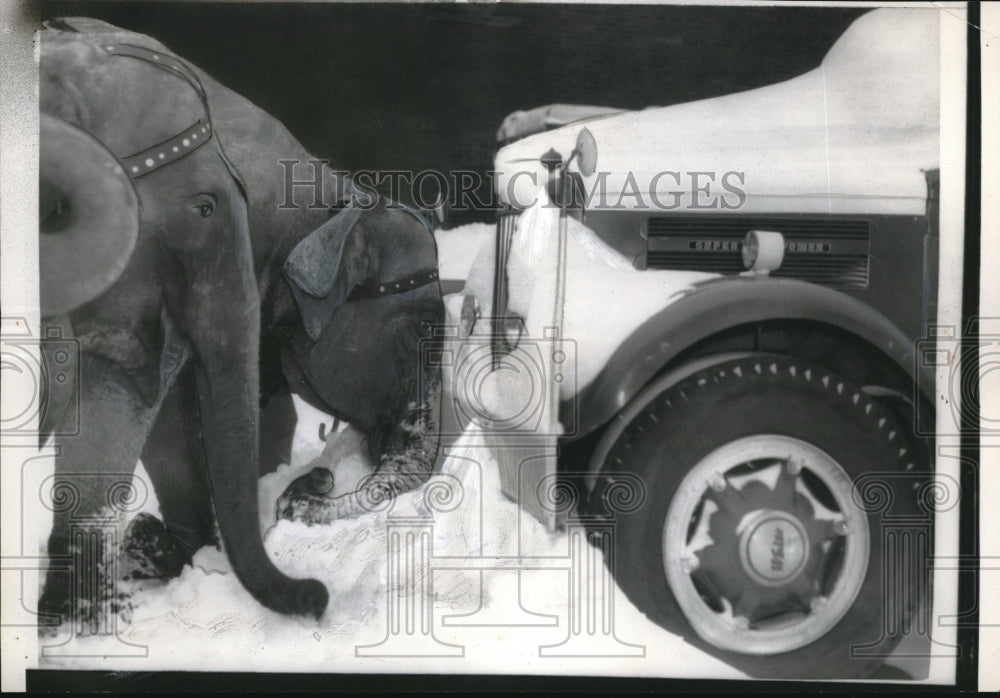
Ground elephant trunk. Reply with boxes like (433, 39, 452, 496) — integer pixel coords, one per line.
(39, 114, 140, 316)
(183, 227, 328, 618)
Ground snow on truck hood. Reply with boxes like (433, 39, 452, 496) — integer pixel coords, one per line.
(495, 8, 939, 217)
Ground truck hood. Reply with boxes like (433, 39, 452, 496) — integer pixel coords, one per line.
(494, 8, 939, 217)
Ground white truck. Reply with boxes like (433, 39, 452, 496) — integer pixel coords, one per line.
(435, 8, 940, 679)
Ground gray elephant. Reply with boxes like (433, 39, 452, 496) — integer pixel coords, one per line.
(38, 21, 328, 622)
(39, 18, 444, 620)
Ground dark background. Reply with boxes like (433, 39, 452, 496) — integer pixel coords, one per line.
(42, 2, 868, 223)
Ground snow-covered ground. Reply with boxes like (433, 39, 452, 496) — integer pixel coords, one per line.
(31, 215, 930, 680)
(36, 213, 737, 675)
(37, 405, 744, 678)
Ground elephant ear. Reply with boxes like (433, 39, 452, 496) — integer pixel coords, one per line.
(283, 205, 377, 341)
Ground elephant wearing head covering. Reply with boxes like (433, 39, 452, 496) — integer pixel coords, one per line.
(38, 18, 443, 624)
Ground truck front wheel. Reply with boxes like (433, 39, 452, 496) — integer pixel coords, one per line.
(598, 355, 931, 679)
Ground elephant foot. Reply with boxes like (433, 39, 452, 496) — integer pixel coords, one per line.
(38, 529, 140, 632)
(38, 585, 133, 635)
(121, 513, 190, 581)
(38, 578, 71, 632)
(277, 464, 432, 525)
(276, 467, 336, 524)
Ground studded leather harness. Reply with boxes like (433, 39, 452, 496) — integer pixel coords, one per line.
(104, 37, 438, 301)
(103, 42, 247, 198)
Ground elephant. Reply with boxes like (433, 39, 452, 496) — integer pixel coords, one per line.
(38, 21, 329, 623)
(39, 18, 445, 614)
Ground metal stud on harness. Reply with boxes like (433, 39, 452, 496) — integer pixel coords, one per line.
(103, 43, 246, 195)
(332, 198, 440, 301)
(107, 39, 439, 301)
(348, 267, 439, 301)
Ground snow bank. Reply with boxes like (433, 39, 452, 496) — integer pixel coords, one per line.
(39, 419, 744, 679)
(440, 200, 717, 398)
(38, 211, 740, 677)
(435, 224, 492, 283)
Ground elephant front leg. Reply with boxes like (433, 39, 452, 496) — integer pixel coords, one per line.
(135, 363, 217, 579)
(39, 354, 161, 632)
(133, 369, 298, 579)
(259, 390, 298, 478)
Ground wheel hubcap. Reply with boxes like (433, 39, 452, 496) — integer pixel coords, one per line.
(663, 435, 869, 655)
(739, 510, 808, 587)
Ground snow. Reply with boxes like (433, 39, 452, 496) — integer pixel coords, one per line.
(440, 197, 716, 400)
(494, 9, 939, 217)
(38, 409, 744, 678)
(36, 207, 743, 677)
(434, 224, 492, 283)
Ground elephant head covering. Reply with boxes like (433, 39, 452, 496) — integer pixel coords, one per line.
(46, 19, 246, 195)
(103, 43, 247, 197)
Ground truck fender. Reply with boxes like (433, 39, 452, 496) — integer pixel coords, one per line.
(564, 275, 933, 483)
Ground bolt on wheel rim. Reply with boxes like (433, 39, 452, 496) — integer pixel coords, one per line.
(662, 435, 869, 655)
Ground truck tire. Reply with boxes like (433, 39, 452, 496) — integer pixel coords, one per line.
(596, 355, 932, 679)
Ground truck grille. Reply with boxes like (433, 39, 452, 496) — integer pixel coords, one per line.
(646, 217, 871, 289)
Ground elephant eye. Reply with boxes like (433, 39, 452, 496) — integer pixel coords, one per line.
(420, 318, 435, 336)
(191, 195, 217, 218)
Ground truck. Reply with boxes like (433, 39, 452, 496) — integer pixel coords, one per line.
(434, 7, 940, 680)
